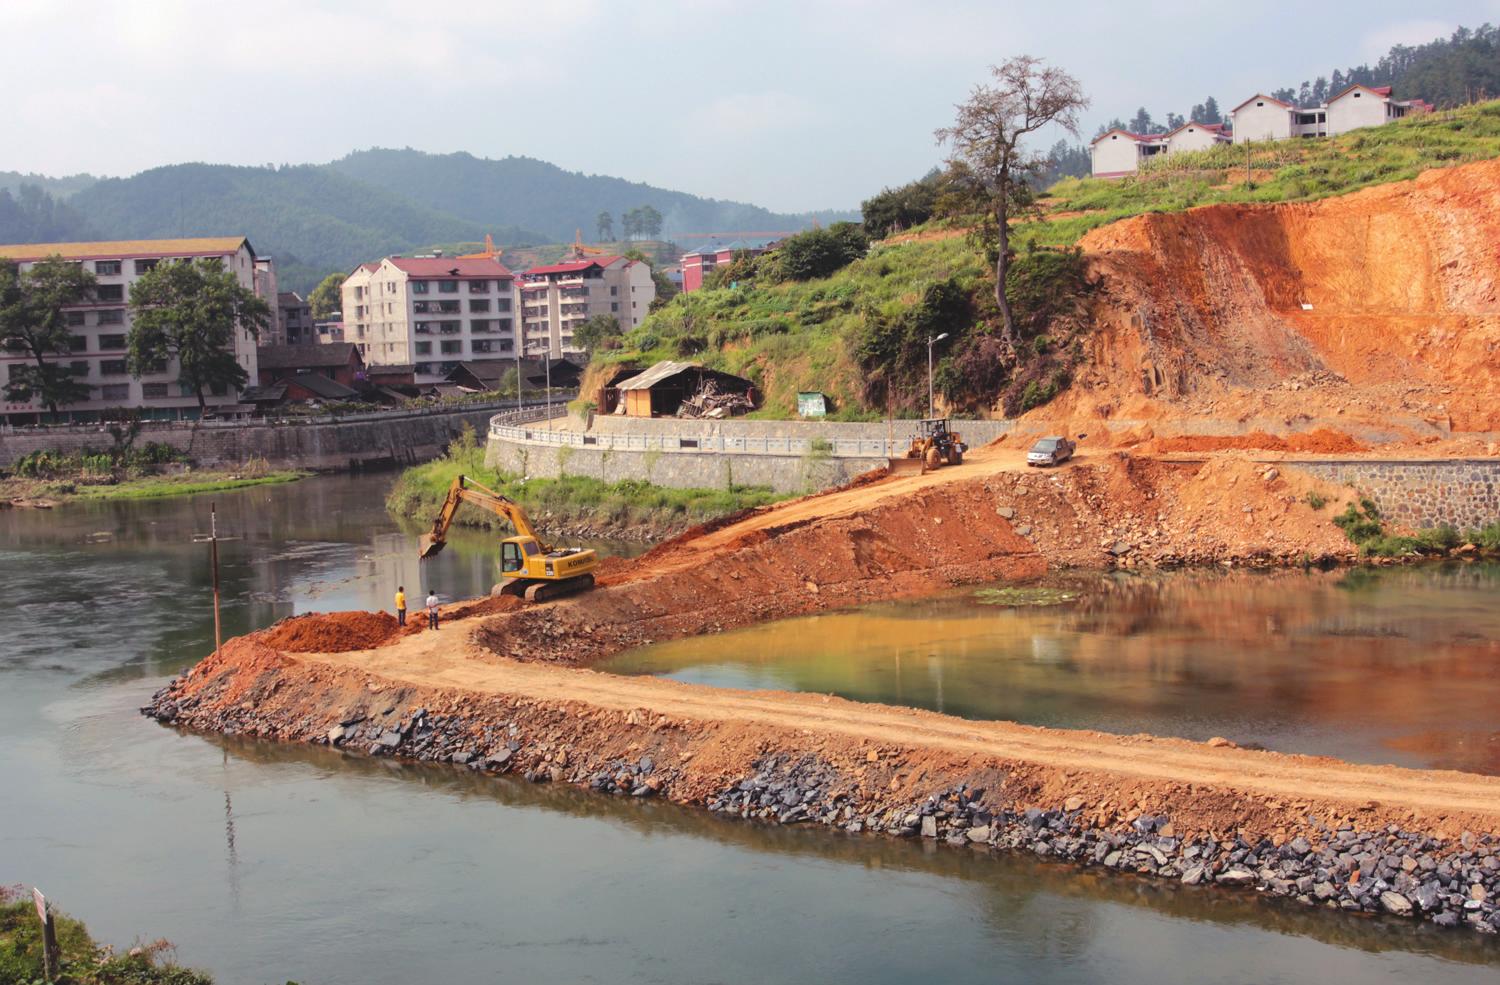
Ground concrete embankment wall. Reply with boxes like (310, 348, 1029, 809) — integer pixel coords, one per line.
(484, 416, 1014, 494)
(0, 404, 527, 472)
(1287, 459, 1500, 530)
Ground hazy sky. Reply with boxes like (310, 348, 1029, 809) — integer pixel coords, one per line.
(1, 0, 1494, 212)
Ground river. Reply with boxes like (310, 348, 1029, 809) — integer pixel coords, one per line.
(2, 473, 1497, 983)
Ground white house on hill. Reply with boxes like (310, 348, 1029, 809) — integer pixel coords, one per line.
(1091, 83, 1432, 178)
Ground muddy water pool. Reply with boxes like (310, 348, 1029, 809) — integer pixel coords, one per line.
(606, 564, 1500, 774)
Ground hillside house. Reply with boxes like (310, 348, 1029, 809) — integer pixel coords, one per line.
(1231, 85, 1432, 144)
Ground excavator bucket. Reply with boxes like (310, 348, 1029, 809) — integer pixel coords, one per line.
(887, 456, 925, 477)
(418, 533, 446, 559)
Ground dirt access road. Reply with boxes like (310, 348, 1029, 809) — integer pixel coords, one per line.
(305, 627, 1500, 831)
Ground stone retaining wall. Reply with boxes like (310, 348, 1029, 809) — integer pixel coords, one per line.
(484, 437, 871, 494)
(1287, 459, 1500, 530)
(0, 403, 539, 472)
(485, 415, 1013, 494)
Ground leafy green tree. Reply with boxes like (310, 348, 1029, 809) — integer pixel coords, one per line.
(0, 255, 97, 417)
(596, 210, 614, 240)
(861, 169, 943, 238)
(639, 205, 663, 239)
(936, 56, 1086, 345)
(769, 223, 869, 281)
(621, 208, 641, 240)
(127, 258, 271, 414)
(1201, 96, 1222, 123)
(1128, 107, 1155, 134)
(307, 271, 344, 318)
(574, 313, 622, 352)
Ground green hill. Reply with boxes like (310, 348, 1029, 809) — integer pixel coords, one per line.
(326, 148, 853, 243)
(63, 163, 545, 291)
(589, 100, 1500, 420)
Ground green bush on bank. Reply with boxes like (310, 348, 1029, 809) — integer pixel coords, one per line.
(1332, 498, 1495, 557)
(385, 427, 788, 533)
(0, 886, 214, 985)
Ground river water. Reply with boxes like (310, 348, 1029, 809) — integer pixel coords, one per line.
(2, 474, 1497, 983)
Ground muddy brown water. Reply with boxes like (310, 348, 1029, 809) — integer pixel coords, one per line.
(606, 565, 1500, 776)
(2, 474, 1498, 983)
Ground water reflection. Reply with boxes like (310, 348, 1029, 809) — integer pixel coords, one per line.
(606, 564, 1500, 773)
(4, 476, 1500, 983)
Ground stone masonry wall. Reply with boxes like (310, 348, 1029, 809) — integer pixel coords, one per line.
(1288, 460, 1500, 530)
(0, 405, 517, 472)
(484, 438, 871, 494)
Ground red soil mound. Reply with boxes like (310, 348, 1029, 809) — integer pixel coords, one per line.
(1154, 429, 1366, 454)
(256, 610, 400, 652)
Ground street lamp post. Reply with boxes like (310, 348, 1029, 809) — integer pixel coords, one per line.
(926, 332, 949, 418)
(527, 343, 553, 429)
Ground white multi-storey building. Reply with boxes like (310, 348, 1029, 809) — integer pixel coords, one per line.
(517, 255, 655, 359)
(341, 255, 517, 384)
(0, 236, 266, 423)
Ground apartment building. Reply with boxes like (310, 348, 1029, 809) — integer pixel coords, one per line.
(517, 255, 655, 359)
(275, 291, 314, 346)
(1091, 84, 1432, 178)
(341, 255, 517, 384)
(680, 241, 770, 293)
(0, 236, 265, 424)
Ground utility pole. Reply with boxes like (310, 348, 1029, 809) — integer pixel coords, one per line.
(193, 503, 238, 659)
(926, 332, 949, 418)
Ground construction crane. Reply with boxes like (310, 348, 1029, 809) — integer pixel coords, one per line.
(419, 475, 598, 602)
(568, 230, 606, 259)
(457, 234, 504, 261)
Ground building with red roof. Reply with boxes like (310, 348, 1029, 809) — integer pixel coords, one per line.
(1231, 84, 1430, 146)
(340, 252, 517, 384)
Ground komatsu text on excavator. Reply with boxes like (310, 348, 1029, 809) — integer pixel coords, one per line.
(419, 475, 598, 603)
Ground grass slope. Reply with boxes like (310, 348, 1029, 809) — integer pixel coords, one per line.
(590, 101, 1500, 419)
(386, 433, 786, 538)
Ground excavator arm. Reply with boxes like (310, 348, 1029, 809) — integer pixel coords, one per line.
(419, 474, 545, 559)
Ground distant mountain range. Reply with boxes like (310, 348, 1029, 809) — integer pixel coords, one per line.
(0, 150, 853, 292)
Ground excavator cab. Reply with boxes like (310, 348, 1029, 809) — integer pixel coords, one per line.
(420, 475, 598, 603)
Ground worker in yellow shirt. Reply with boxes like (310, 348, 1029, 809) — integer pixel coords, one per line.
(395, 585, 407, 626)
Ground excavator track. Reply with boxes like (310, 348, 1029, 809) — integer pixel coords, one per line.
(522, 573, 596, 603)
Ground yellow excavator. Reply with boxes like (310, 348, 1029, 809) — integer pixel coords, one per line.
(418, 475, 598, 603)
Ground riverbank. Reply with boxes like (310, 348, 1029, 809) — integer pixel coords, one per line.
(146, 611, 1500, 935)
(1, 468, 306, 507)
(386, 429, 787, 541)
(141, 443, 1500, 936)
(0, 885, 213, 983)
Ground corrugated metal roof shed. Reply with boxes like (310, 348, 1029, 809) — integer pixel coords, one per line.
(614, 360, 701, 391)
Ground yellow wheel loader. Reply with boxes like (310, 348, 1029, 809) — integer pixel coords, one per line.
(418, 474, 598, 603)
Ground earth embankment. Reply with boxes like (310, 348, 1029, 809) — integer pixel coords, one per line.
(1065, 158, 1500, 437)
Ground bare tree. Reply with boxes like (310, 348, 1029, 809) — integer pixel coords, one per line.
(936, 57, 1086, 344)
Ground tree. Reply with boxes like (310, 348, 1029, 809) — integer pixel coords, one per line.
(1201, 96, 1221, 123)
(1128, 107, 1154, 135)
(596, 210, 614, 241)
(573, 313, 622, 352)
(935, 56, 1086, 345)
(639, 205, 663, 240)
(1165, 112, 1186, 131)
(128, 258, 271, 414)
(621, 208, 641, 240)
(861, 169, 943, 238)
(768, 223, 868, 281)
(0, 256, 97, 417)
(307, 271, 343, 319)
